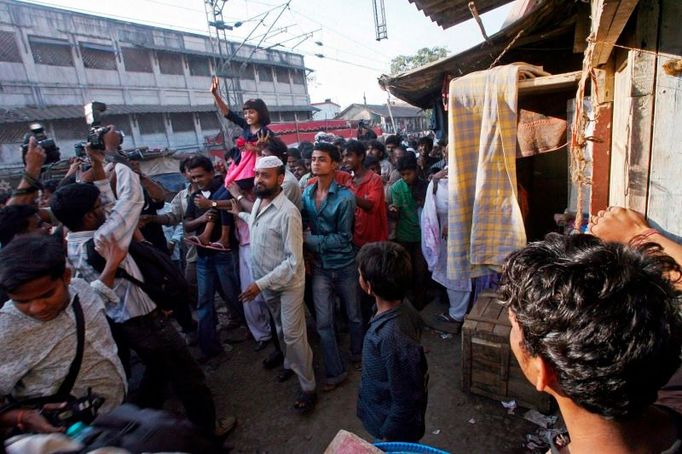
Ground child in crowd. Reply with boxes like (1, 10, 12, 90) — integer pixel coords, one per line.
(210, 76, 272, 186)
(388, 153, 429, 309)
(356, 241, 428, 442)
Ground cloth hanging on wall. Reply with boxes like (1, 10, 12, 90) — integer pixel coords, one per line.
(446, 63, 548, 281)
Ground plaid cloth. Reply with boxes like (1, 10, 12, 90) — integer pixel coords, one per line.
(446, 63, 547, 281)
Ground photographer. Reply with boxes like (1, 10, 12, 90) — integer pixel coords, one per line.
(7, 137, 47, 207)
(50, 129, 231, 437)
(0, 235, 127, 433)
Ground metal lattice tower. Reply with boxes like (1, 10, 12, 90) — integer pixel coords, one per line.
(205, 0, 242, 108)
(372, 0, 387, 41)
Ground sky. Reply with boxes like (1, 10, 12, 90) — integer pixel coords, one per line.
(22, 0, 513, 108)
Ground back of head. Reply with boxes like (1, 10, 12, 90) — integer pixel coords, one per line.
(287, 147, 301, 159)
(344, 139, 366, 160)
(262, 137, 288, 161)
(500, 233, 682, 419)
(314, 142, 341, 162)
(0, 204, 38, 247)
(397, 153, 418, 172)
(299, 141, 314, 156)
(186, 155, 213, 173)
(51, 183, 101, 232)
(0, 235, 66, 293)
(42, 179, 60, 194)
(242, 98, 271, 126)
(357, 242, 412, 301)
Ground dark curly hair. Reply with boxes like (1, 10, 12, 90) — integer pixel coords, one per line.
(500, 233, 682, 419)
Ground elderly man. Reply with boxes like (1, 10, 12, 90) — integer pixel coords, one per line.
(229, 156, 317, 413)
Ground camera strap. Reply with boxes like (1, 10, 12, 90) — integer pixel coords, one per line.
(56, 295, 85, 399)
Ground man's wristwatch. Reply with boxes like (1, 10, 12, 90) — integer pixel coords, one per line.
(211, 201, 218, 208)
(237, 195, 244, 202)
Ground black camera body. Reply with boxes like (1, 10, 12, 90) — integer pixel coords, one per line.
(20, 123, 61, 164)
(85, 101, 124, 150)
(40, 391, 105, 427)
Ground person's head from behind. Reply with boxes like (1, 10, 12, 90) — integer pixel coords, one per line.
(342, 140, 366, 172)
(0, 205, 51, 247)
(185, 155, 214, 191)
(367, 140, 386, 161)
(50, 183, 104, 232)
(254, 157, 285, 199)
(397, 153, 418, 186)
(39, 179, 60, 209)
(293, 159, 307, 180)
(261, 137, 288, 162)
(364, 156, 381, 176)
(357, 242, 412, 302)
(287, 147, 301, 172)
(0, 236, 71, 321)
(333, 137, 346, 154)
(500, 233, 682, 421)
(311, 143, 340, 178)
(242, 98, 270, 128)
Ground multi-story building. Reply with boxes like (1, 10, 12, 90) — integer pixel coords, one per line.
(0, 0, 314, 164)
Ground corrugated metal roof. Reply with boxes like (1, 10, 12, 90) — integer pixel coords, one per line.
(407, 0, 514, 29)
(379, 0, 579, 108)
(0, 104, 317, 123)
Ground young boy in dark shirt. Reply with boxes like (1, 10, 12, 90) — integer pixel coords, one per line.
(356, 242, 428, 442)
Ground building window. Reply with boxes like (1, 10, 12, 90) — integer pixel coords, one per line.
(0, 31, 22, 63)
(280, 111, 295, 122)
(232, 62, 254, 80)
(187, 55, 210, 77)
(198, 112, 220, 131)
(80, 43, 117, 70)
(138, 113, 165, 134)
(170, 113, 195, 132)
(157, 51, 183, 75)
(292, 70, 305, 85)
(275, 67, 290, 84)
(122, 48, 153, 73)
(257, 65, 273, 82)
(0, 122, 30, 144)
(29, 37, 74, 67)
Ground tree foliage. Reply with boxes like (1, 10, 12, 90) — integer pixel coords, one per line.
(389, 47, 448, 75)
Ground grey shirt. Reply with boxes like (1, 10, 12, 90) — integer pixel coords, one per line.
(283, 168, 302, 210)
(0, 278, 127, 413)
(239, 190, 305, 299)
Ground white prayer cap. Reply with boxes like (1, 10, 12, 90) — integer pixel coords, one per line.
(255, 156, 284, 170)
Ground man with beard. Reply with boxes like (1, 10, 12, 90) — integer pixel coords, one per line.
(229, 156, 317, 413)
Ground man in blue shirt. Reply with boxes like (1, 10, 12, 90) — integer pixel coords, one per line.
(301, 143, 362, 391)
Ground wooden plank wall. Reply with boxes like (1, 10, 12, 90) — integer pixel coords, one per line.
(608, 0, 658, 213)
(646, 0, 682, 238)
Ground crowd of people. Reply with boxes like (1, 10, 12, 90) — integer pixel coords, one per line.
(1, 77, 682, 453)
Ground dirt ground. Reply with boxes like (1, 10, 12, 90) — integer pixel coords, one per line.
(146, 294, 548, 453)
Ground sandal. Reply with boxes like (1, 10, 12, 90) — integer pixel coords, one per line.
(184, 236, 203, 247)
(293, 391, 317, 414)
(204, 242, 231, 251)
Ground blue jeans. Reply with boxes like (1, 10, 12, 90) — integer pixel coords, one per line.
(312, 262, 363, 382)
(196, 251, 241, 356)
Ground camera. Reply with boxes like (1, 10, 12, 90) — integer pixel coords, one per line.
(21, 123, 61, 165)
(40, 389, 105, 427)
(85, 101, 124, 150)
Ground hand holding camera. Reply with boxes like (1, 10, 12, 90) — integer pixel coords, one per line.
(24, 137, 47, 175)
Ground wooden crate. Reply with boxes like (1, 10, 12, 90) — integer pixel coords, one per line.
(461, 293, 554, 413)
